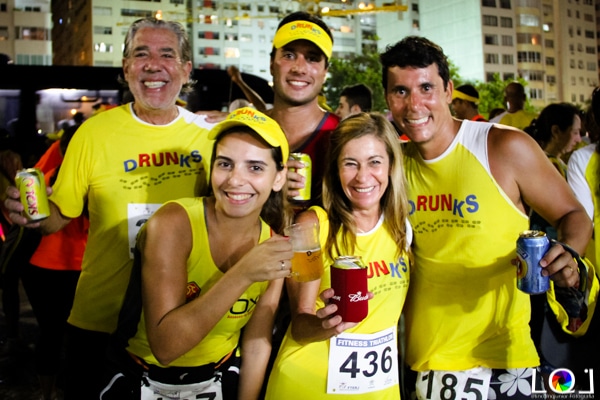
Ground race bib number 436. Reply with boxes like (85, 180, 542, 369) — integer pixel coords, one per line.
(327, 326, 398, 394)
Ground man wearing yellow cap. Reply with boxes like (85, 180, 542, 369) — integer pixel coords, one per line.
(451, 84, 487, 122)
(263, 11, 339, 397)
(268, 11, 339, 210)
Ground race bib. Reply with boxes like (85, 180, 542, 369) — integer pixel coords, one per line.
(127, 203, 161, 259)
(141, 375, 222, 400)
(416, 367, 492, 400)
(327, 326, 398, 394)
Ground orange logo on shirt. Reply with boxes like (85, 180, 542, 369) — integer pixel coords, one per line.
(186, 282, 201, 302)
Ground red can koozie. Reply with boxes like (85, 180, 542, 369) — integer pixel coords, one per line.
(330, 256, 368, 323)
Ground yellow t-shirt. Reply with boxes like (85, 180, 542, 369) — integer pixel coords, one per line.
(403, 120, 538, 371)
(266, 206, 410, 400)
(51, 104, 214, 333)
(567, 144, 597, 264)
(583, 150, 600, 265)
(498, 109, 537, 131)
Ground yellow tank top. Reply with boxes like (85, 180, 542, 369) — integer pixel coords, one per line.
(127, 197, 270, 367)
(265, 206, 410, 399)
(403, 120, 538, 371)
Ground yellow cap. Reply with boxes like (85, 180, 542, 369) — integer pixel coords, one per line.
(452, 89, 479, 104)
(318, 94, 332, 112)
(208, 107, 289, 161)
(273, 20, 333, 60)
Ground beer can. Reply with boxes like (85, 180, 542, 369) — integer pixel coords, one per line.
(289, 153, 312, 202)
(15, 168, 50, 221)
(516, 230, 550, 294)
(330, 255, 368, 323)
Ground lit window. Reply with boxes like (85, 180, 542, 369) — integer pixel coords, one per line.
(224, 47, 240, 58)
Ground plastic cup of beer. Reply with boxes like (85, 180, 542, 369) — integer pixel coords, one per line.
(284, 221, 324, 282)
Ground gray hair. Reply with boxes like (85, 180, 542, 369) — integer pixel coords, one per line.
(121, 18, 195, 93)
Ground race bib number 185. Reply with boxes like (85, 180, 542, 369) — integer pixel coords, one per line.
(416, 368, 492, 400)
(327, 326, 398, 394)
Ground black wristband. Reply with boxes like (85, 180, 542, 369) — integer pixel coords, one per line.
(550, 239, 588, 293)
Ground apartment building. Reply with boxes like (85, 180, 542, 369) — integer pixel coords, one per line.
(0, 0, 590, 107)
(551, 0, 598, 106)
(418, 0, 597, 108)
(0, 0, 52, 65)
(52, 1, 187, 67)
(50, 0, 405, 82)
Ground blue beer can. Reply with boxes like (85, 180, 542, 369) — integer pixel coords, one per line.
(516, 230, 550, 294)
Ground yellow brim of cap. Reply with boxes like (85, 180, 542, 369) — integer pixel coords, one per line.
(208, 108, 289, 161)
(273, 21, 333, 60)
(452, 90, 478, 104)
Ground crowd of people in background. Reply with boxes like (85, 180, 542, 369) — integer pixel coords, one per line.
(0, 11, 598, 400)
